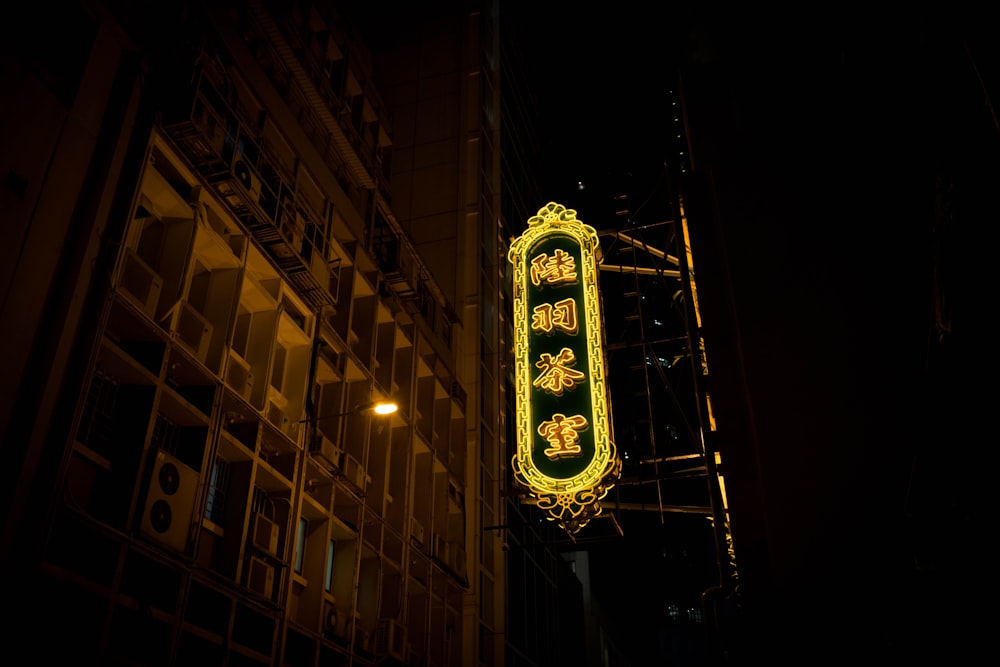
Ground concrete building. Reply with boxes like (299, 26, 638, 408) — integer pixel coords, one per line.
(0, 2, 525, 665)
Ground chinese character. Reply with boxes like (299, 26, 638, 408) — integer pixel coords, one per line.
(533, 347, 586, 396)
(530, 249, 577, 286)
(531, 298, 579, 335)
(538, 413, 589, 460)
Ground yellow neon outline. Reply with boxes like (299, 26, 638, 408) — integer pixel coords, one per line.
(508, 202, 617, 496)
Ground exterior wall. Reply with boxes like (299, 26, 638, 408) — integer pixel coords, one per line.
(359, 3, 508, 665)
(2, 3, 479, 666)
(0, 5, 148, 560)
(1, 3, 592, 666)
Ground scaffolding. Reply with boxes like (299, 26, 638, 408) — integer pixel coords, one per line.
(590, 170, 739, 634)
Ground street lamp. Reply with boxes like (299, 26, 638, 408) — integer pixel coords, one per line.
(297, 400, 398, 424)
(367, 400, 398, 416)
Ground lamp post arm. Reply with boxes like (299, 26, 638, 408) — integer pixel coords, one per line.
(297, 400, 398, 424)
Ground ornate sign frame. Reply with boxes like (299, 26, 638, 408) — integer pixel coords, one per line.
(508, 202, 619, 534)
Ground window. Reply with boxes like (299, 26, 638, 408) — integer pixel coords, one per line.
(270, 342, 287, 392)
(205, 457, 230, 524)
(294, 517, 307, 573)
(77, 369, 118, 457)
(151, 414, 180, 455)
(232, 305, 252, 358)
(324, 539, 337, 592)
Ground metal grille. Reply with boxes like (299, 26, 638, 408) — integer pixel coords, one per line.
(151, 414, 180, 456)
(205, 456, 231, 524)
(77, 369, 118, 457)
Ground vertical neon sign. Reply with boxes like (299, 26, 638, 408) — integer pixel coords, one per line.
(508, 202, 619, 534)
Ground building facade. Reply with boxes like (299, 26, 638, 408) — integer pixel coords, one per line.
(1, 1, 513, 665)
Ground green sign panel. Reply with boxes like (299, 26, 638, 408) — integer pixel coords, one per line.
(508, 203, 619, 534)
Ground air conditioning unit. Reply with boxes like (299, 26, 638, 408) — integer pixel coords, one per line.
(232, 155, 279, 222)
(140, 449, 199, 553)
(172, 300, 212, 363)
(232, 157, 265, 205)
(342, 454, 370, 491)
(323, 599, 339, 636)
(266, 400, 286, 431)
(246, 556, 275, 598)
(226, 349, 253, 401)
(281, 211, 306, 253)
(374, 619, 407, 660)
(119, 248, 162, 319)
(251, 512, 279, 556)
(410, 518, 425, 547)
(310, 434, 343, 471)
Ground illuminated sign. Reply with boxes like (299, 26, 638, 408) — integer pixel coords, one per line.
(508, 202, 619, 534)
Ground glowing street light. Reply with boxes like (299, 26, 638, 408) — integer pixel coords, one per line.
(298, 400, 398, 424)
(369, 400, 398, 415)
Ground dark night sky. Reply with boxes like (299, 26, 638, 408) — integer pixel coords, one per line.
(512, 3, 688, 203)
